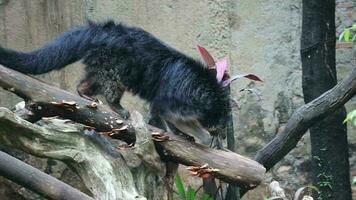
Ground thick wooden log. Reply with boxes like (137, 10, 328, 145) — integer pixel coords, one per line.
(0, 108, 147, 200)
(0, 150, 94, 200)
(151, 128, 265, 189)
(0, 65, 266, 189)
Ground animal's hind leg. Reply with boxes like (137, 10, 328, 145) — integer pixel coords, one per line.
(77, 74, 100, 101)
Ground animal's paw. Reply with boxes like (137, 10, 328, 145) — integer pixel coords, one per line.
(115, 108, 130, 120)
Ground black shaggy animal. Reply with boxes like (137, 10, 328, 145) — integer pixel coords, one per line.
(0, 21, 229, 145)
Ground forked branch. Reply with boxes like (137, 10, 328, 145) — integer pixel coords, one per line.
(0, 65, 266, 190)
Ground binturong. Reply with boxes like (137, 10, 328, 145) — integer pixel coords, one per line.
(0, 20, 261, 145)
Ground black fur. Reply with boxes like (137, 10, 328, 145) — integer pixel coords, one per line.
(0, 20, 228, 139)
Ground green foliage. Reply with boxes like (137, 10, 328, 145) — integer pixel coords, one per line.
(175, 174, 186, 199)
(343, 109, 356, 126)
(174, 174, 213, 200)
(352, 176, 356, 185)
(200, 193, 213, 200)
(186, 186, 196, 200)
(339, 24, 356, 42)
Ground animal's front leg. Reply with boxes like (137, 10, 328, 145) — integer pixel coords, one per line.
(104, 82, 130, 120)
(108, 102, 130, 120)
(211, 135, 224, 149)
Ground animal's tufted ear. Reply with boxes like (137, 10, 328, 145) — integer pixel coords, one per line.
(222, 73, 263, 87)
(215, 57, 228, 83)
(197, 44, 215, 68)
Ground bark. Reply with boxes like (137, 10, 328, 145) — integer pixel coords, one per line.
(0, 150, 93, 200)
(0, 107, 150, 200)
(0, 65, 266, 191)
(152, 128, 265, 189)
(301, 0, 351, 199)
(0, 66, 136, 144)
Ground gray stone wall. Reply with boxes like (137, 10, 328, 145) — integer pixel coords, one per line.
(0, 0, 354, 199)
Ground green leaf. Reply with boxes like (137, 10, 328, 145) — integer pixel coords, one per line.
(186, 186, 196, 200)
(343, 109, 356, 125)
(175, 174, 186, 199)
(344, 28, 350, 41)
(200, 193, 213, 200)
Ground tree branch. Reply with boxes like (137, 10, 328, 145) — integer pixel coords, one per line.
(150, 126, 264, 189)
(255, 67, 356, 170)
(0, 150, 94, 200)
(0, 66, 136, 144)
(0, 65, 266, 190)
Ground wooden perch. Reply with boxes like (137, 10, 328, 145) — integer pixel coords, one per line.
(0, 150, 94, 200)
(254, 67, 356, 170)
(0, 66, 136, 144)
(150, 127, 264, 189)
(0, 108, 147, 200)
(0, 65, 266, 189)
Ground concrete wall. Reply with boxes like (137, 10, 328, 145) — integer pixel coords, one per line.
(0, 0, 354, 199)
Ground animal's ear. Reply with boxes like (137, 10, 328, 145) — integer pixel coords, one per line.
(197, 44, 215, 68)
(215, 57, 228, 83)
(222, 73, 263, 87)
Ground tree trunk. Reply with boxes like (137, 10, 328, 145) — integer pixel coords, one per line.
(301, 0, 351, 199)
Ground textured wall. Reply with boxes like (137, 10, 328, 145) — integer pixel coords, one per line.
(229, 0, 303, 154)
(0, 0, 354, 199)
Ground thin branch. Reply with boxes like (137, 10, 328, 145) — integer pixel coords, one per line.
(0, 150, 94, 200)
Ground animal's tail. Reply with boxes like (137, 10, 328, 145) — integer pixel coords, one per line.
(0, 21, 116, 74)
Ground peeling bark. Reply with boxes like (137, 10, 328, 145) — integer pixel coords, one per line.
(0, 108, 147, 200)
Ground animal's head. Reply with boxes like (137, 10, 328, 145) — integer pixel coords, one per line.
(196, 45, 263, 133)
(197, 44, 262, 87)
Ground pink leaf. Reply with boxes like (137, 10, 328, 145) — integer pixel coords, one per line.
(215, 57, 228, 83)
(243, 74, 263, 82)
(222, 73, 263, 87)
(196, 44, 215, 68)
